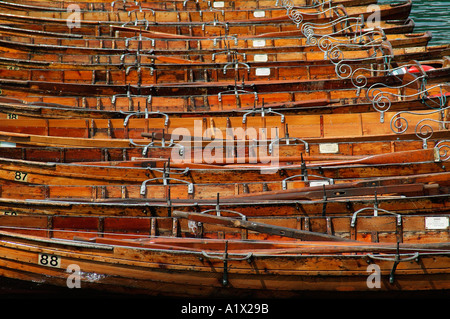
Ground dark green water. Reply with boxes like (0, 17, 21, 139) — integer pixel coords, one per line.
(409, 0, 450, 45)
(380, 0, 450, 45)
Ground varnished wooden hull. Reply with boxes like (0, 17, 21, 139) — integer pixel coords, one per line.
(0, 148, 447, 197)
(0, 24, 430, 52)
(0, 192, 449, 218)
(0, 107, 446, 144)
(0, 158, 447, 187)
(0, 230, 448, 297)
(7, 27, 445, 64)
(0, 96, 445, 120)
(0, 208, 449, 242)
(0, 132, 442, 161)
(0, 0, 381, 12)
(0, 0, 413, 27)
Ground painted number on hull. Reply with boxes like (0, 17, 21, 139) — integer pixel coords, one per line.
(38, 253, 61, 268)
(1, 211, 18, 216)
(14, 171, 28, 182)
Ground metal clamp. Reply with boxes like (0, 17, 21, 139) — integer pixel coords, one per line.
(351, 207, 402, 228)
(213, 35, 238, 47)
(121, 18, 151, 29)
(129, 138, 184, 157)
(268, 137, 309, 154)
(202, 19, 229, 32)
(140, 177, 194, 196)
(218, 89, 258, 103)
(212, 50, 246, 62)
(127, 8, 155, 18)
(124, 36, 155, 49)
(123, 110, 169, 127)
(183, 0, 199, 8)
(367, 242, 420, 284)
(223, 61, 250, 74)
(125, 65, 154, 76)
(201, 241, 253, 286)
(242, 107, 285, 124)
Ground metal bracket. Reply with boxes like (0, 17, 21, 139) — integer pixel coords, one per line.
(351, 207, 402, 228)
(223, 61, 250, 74)
(123, 110, 169, 127)
(242, 107, 285, 124)
(140, 177, 194, 196)
(201, 241, 253, 286)
(367, 242, 420, 284)
(268, 137, 310, 155)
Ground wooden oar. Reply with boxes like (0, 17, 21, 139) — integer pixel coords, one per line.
(172, 210, 355, 242)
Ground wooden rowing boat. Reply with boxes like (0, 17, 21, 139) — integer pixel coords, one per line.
(0, 0, 380, 12)
(6, 26, 444, 64)
(0, 129, 444, 166)
(0, 147, 446, 187)
(0, 92, 448, 120)
(0, 105, 447, 143)
(0, 83, 445, 121)
(0, 206, 448, 243)
(3, 55, 446, 88)
(0, 0, 413, 26)
(0, 188, 448, 217)
(0, 54, 445, 96)
(0, 37, 420, 71)
(0, 117, 446, 153)
(0, 22, 431, 52)
(1, 170, 448, 204)
(0, 59, 410, 85)
(0, 13, 414, 39)
(0, 227, 448, 296)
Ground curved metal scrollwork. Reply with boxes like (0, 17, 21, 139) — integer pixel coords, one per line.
(278, 0, 346, 28)
(436, 140, 450, 162)
(390, 104, 450, 149)
(369, 72, 448, 123)
(302, 14, 364, 45)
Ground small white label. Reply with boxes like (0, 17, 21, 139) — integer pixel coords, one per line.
(310, 181, 330, 187)
(1, 210, 18, 216)
(253, 39, 266, 47)
(425, 217, 449, 230)
(255, 68, 271, 76)
(319, 143, 339, 154)
(254, 54, 268, 62)
(253, 10, 265, 18)
(0, 142, 16, 148)
(213, 1, 224, 8)
(38, 253, 61, 268)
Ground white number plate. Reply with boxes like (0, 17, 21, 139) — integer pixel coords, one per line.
(38, 253, 61, 268)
